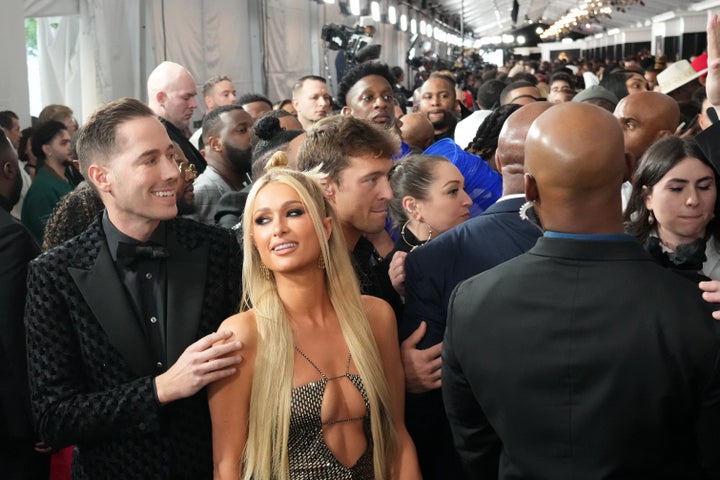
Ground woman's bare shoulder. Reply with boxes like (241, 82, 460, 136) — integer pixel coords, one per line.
(360, 295, 396, 331)
(218, 310, 258, 346)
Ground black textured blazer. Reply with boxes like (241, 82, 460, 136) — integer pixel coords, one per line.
(25, 217, 241, 479)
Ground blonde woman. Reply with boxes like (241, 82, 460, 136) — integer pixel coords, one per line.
(209, 156, 420, 479)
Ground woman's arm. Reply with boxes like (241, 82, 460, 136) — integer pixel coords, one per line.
(363, 296, 422, 480)
(208, 311, 257, 480)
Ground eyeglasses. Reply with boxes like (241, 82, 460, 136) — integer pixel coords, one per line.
(176, 160, 197, 181)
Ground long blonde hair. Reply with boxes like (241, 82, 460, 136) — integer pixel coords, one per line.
(241, 158, 398, 479)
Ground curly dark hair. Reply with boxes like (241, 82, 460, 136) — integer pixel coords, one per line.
(465, 104, 521, 161)
(336, 62, 396, 107)
(42, 183, 104, 251)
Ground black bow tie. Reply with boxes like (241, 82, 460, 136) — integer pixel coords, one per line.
(116, 241, 169, 266)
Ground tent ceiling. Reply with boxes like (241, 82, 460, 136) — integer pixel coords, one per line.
(431, 0, 703, 38)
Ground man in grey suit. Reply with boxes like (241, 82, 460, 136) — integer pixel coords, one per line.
(25, 97, 243, 479)
(443, 102, 720, 479)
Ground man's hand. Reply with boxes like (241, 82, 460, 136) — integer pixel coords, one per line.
(699, 280, 720, 320)
(155, 330, 242, 405)
(389, 250, 408, 297)
(707, 14, 720, 105)
(400, 321, 442, 394)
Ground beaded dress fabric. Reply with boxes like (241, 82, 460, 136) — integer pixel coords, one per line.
(288, 347, 374, 479)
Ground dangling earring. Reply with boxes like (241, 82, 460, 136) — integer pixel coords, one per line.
(648, 210, 655, 225)
(259, 263, 271, 280)
(401, 219, 432, 251)
(317, 255, 326, 270)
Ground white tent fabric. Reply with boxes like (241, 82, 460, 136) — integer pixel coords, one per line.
(26, 0, 414, 125)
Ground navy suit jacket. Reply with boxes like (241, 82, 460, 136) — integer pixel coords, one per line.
(401, 196, 541, 347)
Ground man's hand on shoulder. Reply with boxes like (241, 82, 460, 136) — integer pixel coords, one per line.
(155, 330, 243, 405)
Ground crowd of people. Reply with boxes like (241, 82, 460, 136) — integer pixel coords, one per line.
(3, 13, 720, 480)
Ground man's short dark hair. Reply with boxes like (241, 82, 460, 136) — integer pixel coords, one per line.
(0, 110, 18, 131)
(549, 71, 575, 88)
(202, 75, 232, 97)
(336, 63, 396, 107)
(236, 93, 272, 109)
(201, 104, 247, 144)
(31, 120, 67, 162)
(296, 115, 398, 184)
(76, 97, 154, 176)
(476, 80, 507, 110)
(292, 75, 327, 97)
(500, 81, 540, 105)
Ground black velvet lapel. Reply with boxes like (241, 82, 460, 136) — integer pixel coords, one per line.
(165, 230, 208, 366)
(68, 242, 155, 376)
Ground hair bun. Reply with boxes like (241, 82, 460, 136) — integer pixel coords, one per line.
(253, 116, 283, 141)
(266, 151, 289, 170)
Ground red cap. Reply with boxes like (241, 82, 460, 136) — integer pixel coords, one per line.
(691, 52, 708, 78)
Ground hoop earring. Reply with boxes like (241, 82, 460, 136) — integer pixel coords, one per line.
(648, 210, 655, 225)
(401, 219, 432, 251)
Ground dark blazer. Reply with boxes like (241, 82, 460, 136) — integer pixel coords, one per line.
(444, 237, 720, 479)
(0, 209, 40, 438)
(25, 217, 241, 479)
(402, 196, 541, 346)
(400, 196, 540, 480)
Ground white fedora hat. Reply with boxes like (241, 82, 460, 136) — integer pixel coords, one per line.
(657, 59, 708, 94)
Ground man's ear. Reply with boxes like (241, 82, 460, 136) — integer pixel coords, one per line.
(524, 173, 539, 203)
(156, 91, 167, 107)
(87, 164, 111, 193)
(341, 106, 352, 116)
(1, 159, 16, 179)
(320, 177, 336, 201)
(41, 144, 52, 160)
(207, 135, 222, 152)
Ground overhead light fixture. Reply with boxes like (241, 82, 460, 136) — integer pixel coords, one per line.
(388, 6, 397, 25)
(400, 13, 408, 31)
(350, 0, 360, 16)
(371, 1, 381, 22)
(420, 19, 426, 35)
(517, 35, 526, 44)
(324, 0, 335, 3)
(410, 18, 417, 34)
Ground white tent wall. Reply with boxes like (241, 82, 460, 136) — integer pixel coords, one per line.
(7, 0, 417, 128)
(1, 1, 32, 126)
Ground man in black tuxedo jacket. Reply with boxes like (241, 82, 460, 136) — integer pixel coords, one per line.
(25, 98, 243, 479)
(0, 132, 49, 479)
(443, 102, 720, 479)
(396, 102, 551, 479)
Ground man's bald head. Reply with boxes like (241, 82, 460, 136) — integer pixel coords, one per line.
(613, 91, 679, 166)
(525, 102, 629, 233)
(147, 61, 198, 130)
(400, 112, 435, 151)
(495, 102, 554, 195)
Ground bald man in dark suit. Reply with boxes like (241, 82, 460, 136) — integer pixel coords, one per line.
(443, 103, 720, 479)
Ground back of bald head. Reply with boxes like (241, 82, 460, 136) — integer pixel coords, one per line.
(496, 102, 554, 171)
(400, 112, 434, 151)
(525, 103, 628, 232)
